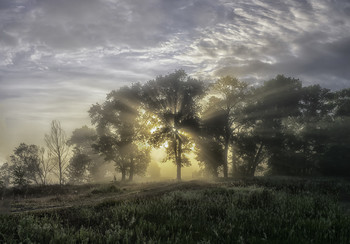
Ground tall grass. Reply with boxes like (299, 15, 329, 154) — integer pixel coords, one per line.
(1, 183, 349, 243)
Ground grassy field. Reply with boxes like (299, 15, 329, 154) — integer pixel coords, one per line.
(1, 177, 350, 243)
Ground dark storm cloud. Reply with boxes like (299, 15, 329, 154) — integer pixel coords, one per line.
(1, 0, 350, 161)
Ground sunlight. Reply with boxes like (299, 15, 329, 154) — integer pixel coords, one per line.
(150, 147, 201, 179)
(162, 141, 169, 148)
(150, 127, 157, 134)
(190, 143, 196, 151)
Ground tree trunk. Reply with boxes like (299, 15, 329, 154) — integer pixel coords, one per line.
(58, 153, 62, 185)
(213, 168, 218, 178)
(129, 159, 134, 181)
(121, 170, 126, 181)
(177, 163, 181, 181)
(223, 139, 229, 178)
(250, 142, 264, 177)
(176, 139, 182, 181)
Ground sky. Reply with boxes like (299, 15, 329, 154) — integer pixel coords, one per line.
(1, 0, 350, 162)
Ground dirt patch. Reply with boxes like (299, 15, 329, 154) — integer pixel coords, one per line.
(4, 180, 214, 214)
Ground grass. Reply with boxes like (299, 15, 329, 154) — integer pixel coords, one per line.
(0, 178, 350, 243)
(90, 184, 122, 195)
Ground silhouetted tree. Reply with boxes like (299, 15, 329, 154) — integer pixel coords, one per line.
(248, 75, 304, 175)
(68, 153, 91, 184)
(45, 120, 70, 185)
(195, 135, 224, 178)
(36, 147, 54, 185)
(142, 70, 205, 180)
(0, 163, 11, 188)
(315, 88, 350, 176)
(204, 76, 248, 177)
(9, 143, 41, 186)
(334, 88, 350, 117)
(68, 126, 105, 182)
(90, 84, 150, 181)
(231, 132, 267, 177)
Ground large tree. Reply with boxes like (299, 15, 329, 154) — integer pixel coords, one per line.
(247, 75, 303, 175)
(9, 143, 40, 186)
(203, 76, 248, 178)
(67, 153, 91, 184)
(8, 143, 53, 186)
(195, 135, 224, 178)
(142, 70, 205, 180)
(316, 88, 350, 176)
(45, 120, 70, 185)
(89, 84, 150, 181)
(68, 126, 105, 182)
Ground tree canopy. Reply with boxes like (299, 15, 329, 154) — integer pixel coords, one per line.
(2, 71, 350, 185)
(141, 70, 205, 180)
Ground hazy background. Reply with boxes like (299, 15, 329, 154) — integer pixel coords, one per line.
(1, 0, 350, 164)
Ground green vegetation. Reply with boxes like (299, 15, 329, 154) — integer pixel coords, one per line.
(1, 178, 350, 243)
(2, 71, 350, 185)
(90, 184, 122, 195)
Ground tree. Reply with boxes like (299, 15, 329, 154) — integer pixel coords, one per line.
(248, 75, 303, 175)
(9, 143, 43, 186)
(334, 88, 350, 117)
(195, 135, 224, 178)
(204, 76, 248, 178)
(11, 162, 29, 187)
(36, 147, 54, 185)
(142, 70, 205, 180)
(315, 88, 350, 176)
(0, 163, 11, 188)
(90, 84, 150, 181)
(231, 132, 266, 177)
(68, 153, 91, 184)
(119, 143, 150, 181)
(68, 126, 105, 182)
(45, 120, 70, 185)
(7, 143, 54, 186)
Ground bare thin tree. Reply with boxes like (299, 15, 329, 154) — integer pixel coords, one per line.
(37, 148, 55, 185)
(45, 120, 70, 185)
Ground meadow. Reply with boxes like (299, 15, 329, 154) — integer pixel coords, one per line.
(0, 177, 350, 243)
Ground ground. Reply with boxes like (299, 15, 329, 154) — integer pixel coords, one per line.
(1, 177, 350, 243)
(1, 180, 215, 214)
(1, 177, 350, 214)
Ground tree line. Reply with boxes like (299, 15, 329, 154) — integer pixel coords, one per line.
(1, 70, 350, 187)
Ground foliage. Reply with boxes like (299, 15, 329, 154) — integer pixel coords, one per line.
(68, 153, 91, 184)
(9, 143, 44, 187)
(142, 70, 205, 180)
(195, 136, 224, 178)
(0, 163, 11, 188)
(89, 84, 150, 181)
(68, 126, 106, 182)
(202, 76, 249, 178)
(5, 70, 350, 185)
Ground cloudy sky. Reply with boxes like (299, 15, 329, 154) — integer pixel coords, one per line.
(1, 0, 350, 161)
